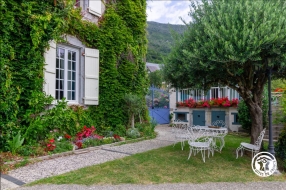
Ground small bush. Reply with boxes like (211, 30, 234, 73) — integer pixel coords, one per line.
(82, 138, 101, 148)
(53, 141, 73, 154)
(275, 125, 286, 170)
(17, 145, 37, 157)
(102, 137, 114, 144)
(114, 124, 126, 137)
(126, 128, 140, 139)
(135, 122, 156, 137)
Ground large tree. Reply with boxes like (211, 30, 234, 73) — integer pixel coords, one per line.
(163, 0, 286, 143)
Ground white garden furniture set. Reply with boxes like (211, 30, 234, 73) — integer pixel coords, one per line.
(172, 120, 266, 162)
(172, 119, 228, 162)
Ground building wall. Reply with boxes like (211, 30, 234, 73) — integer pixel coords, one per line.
(171, 107, 241, 132)
(80, 0, 106, 24)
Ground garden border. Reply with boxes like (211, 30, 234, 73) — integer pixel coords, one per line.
(3, 136, 155, 166)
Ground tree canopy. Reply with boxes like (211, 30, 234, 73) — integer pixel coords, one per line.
(163, 0, 286, 143)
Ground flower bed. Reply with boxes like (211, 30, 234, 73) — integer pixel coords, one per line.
(176, 97, 239, 108)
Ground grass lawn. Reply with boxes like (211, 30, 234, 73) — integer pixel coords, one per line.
(28, 134, 286, 186)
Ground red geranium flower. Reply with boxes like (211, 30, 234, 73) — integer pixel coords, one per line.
(64, 134, 71, 139)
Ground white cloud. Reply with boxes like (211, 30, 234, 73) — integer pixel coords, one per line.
(147, 1, 193, 25)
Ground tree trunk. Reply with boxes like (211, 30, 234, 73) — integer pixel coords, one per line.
(246, 101, 264, 144)
(131, 113, 134, 128)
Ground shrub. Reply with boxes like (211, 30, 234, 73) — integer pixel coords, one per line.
(102, 137, 114, 144)
(126, 128, 140, 139)
(114, 124, 126, 137)
(275, 125, 286, 171)
(23, 99, 78, 145)
(17, 144, 45, 157)
(53, 141, 73, 154)
(7, 131, 25, 155)
(135, 120, 157, 137)
(82, 138, 101, 148)
(237, 100, 251, 133)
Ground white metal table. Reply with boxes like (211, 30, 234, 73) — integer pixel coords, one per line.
(192, 126, 228, 152)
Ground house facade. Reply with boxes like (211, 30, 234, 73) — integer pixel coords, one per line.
(169, 87, 242, 132)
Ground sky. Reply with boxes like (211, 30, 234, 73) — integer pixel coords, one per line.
(146, 1, 193, 25)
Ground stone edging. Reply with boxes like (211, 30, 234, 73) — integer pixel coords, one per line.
(4, 136, 155, 166)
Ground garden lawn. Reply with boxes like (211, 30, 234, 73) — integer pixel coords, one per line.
(28, 134, 286, 186)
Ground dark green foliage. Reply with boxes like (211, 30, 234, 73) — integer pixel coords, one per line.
(146, 21, 186, 63)
(23, 100, 78, 144)
(275, 125, 286, 170)
(0, 0, 72, 150)
(135, 122, 156, 137)
(69, 1, 149, 130)
(0, 0, 148, 150)
(238, 100, 251, 133)
(114, 124, 127, 137)
(148, 70, 163, 88)
(53, 140, 73, 154)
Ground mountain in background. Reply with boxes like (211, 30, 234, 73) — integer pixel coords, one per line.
(146, 21, 187, 64)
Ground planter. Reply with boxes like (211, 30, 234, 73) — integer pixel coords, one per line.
(211, 105, 220, 108)
(196, 105, 204, 108)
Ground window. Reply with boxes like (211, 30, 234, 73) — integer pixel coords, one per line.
(44, 39, 99, 105)
(89, 0, 102, 16)
(55, 46, 79, 102)
(231, 112, 240, 125)
(174, 112, 188, 122)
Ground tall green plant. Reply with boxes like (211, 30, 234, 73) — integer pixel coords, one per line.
(124, 94, 145, 128)
(7, 131, 25, 155)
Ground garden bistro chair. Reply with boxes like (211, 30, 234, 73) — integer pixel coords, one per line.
(236, 128, 266, 158)
(172, 120, 191, 150)
(187, 129, 214, 163)
(211, 120, 228, 152)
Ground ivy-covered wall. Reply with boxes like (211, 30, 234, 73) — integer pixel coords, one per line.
(0, 0, 148, 147)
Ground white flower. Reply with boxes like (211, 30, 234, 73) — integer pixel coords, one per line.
(57, 136, 63, 141)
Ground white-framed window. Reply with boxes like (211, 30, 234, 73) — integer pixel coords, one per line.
(44, 40, 99, 105)
(55, 46, 79, 102)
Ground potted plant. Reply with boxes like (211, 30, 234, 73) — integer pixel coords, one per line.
(231, 98, 239, 107)
(195, 100, 204, 108)
(185, 98, 196, 108)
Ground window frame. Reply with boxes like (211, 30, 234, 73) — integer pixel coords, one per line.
(56, 45, 80, 103)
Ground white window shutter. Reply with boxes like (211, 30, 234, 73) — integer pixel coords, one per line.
(89, 0, 102, 16)
(84, 48, 99, 105)
(43, 41, 56, 99)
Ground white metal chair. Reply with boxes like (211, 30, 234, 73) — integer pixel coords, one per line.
(187, 129, 214, 163)
(236, 128, 266, 158)
(212, 120, 226, 128)
(172, 120, 191, 150)
(211, 120, 228, 152)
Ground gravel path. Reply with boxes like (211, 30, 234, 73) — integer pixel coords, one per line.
(15, 182, 286, 190)
(2, 125, 286, 190)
